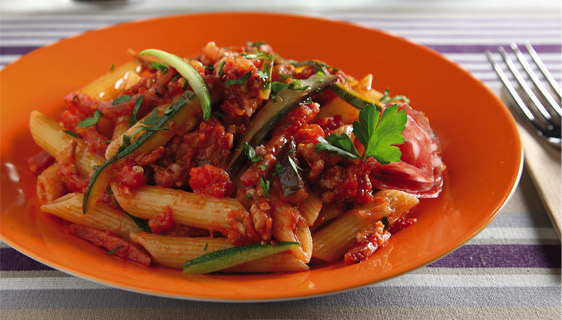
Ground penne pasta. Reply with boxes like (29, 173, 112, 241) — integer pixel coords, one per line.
(81, 60, 142, 101)
(41, 193, 141, 238)
(312, 190, 419, 262)
(112, 115, 131, 140)
(29, 111, 104, 175)
(299, 192, 323, 226)
(36, 163, 66, 203)
(272, 203, 313, 263)
(111, 185, 244, 234)
(130, 233, 309, 273)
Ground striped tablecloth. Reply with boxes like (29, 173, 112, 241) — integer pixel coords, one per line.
(1, 6, 561, 319)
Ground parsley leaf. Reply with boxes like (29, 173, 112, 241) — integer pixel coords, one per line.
(379, 89, 410, 104)
(258, 164, 268, 170)
(272, 162, 285, 176)
(314, 135, 360, 159)
(150, 61, 169, 74)
(247, 41, 267, 47)
(259, 176, 270, 199)
(224, 71, 252, 86)
(126, 212, 151, 233)
(314, 104, 407, 164)
(353, 104, 407, 164)
(141, 109, 159, 125)
(271, 81, 288, 93)
(63, 130, 79, 138)
(129, 95, 144, 127)
(117, 135, 131, 153)
(77, 110, 101, 128)
(256, 69, 268, 82)
(106, 244, 119, 255)
(112, 95, 132, 105)
(218, 61, 225, 76)
(243, 142, 263, 163)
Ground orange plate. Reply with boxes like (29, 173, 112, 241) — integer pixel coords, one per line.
(0, 12, 522, 301)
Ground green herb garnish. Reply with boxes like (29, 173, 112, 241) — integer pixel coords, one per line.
(218, 61, 225, 76)
(63, 130, 79, 138)
(77, 110, 101, 128)
(379, 89, 410, 104)
(315, 104, 407, 164)
(243, 142, 263, 163)
(272, 162, 285, 176)
(112, 95, 132, 105)
(106, 244, 119, 255)
(259, 176, 270, 199)
(224, 71, 252, 86)
(150, 61, 169, 74)
(129, 95, 144, 127)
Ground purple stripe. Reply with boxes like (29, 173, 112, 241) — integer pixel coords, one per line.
(426, 44, 561, 54)
(0, 248, 53, 271)
(2, 44, 560, 57)
(2, 244, 559, 271)
(429, 244, 561, 268)
(0, 46, 39, 55)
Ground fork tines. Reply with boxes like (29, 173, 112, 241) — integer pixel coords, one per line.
(486, 43, 561, 147)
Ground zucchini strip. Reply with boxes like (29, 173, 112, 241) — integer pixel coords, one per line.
(329, 83, 382, 111)
(259, 55, 274, 100)
(228, 74, 337, 176)
(182, 241, 300, 274)
(139, 49, 212, 121)
(83, 92, 197, 213)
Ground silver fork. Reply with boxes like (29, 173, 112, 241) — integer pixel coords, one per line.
(486, 43, 561, 148)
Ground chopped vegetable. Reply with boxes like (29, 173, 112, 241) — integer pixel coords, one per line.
(277, 141, 305, 198)
(139, 49, 211, 121)
(83, 92, 197, 213)
(329, 83, 380, 111)
(228, 74, 337, 176)
(62, 130, 79, 138)
(182, 242, 300, 274)
(150, 61, 169, 74)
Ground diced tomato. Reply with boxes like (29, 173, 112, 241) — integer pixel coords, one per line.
(69, 224, 151, 267)
(27, 150, 54, 174)
(117, 165, 146, 189)
(388, 217, 417, 234)
(344, 222, 391, 264)
(148, 207, 175, 234)
(189, 164, 235, 198)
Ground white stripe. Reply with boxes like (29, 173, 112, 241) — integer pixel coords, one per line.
(474, 227, 559, 240)
(1, 272, 558, 290)
(377, 273, 561, 287)
(411, 38, 560, 45)
(445, 53, 562, 62)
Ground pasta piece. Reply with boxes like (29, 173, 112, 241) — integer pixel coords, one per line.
(112, 115, 131, 140)
(81, 60, 142, 101)
(272, 203, 313, 263)
(29, 111, 104, 174)
(111, 185, 242, 233)
(105, 101, 199, 159)
(41, 193, 141, 238)
(299, 192, 323, 226)
(36, 163, 66, 203)
(312, 190, 418, 262)
(130, 233, 309, 273)
(352, 74, 385, 103)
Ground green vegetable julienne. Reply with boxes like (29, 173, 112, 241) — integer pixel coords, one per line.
(139, 49, 211, 121)
(182, 242, 300, 274)
(243, 142, 263, 163)
(82, 92, 194, 213)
